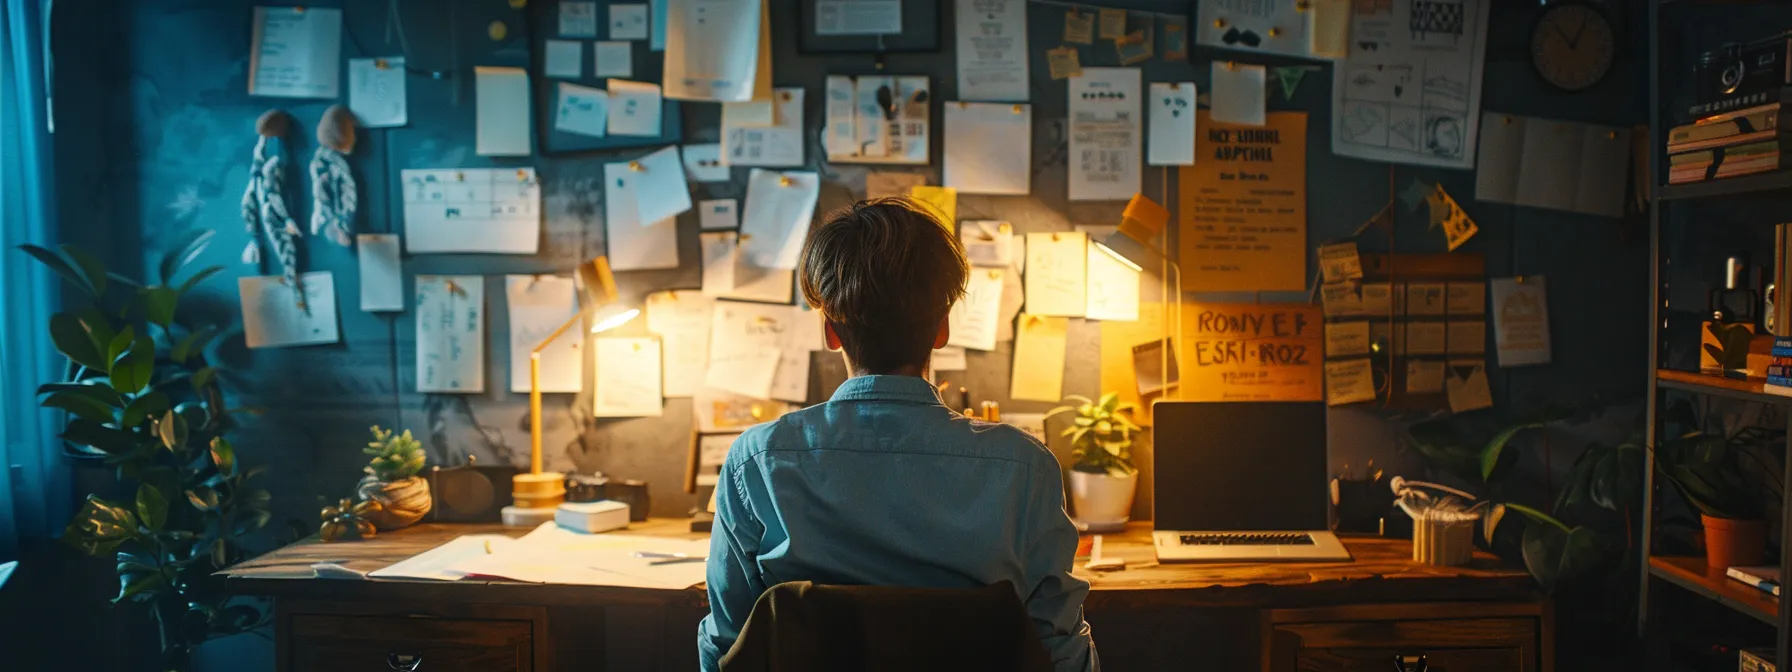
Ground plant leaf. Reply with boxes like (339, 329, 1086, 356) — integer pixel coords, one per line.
(191, 367, 216, 391)
(38, 381, 123, 408)
(171, 326, 219, 364)
(60, 419, 133, 454)
(157, 409, 188, 452)
(210, 438, 237, 478)
(176, 266, 224, 296)
(1504, 502, 1571, 532)
(109, 332, 156, 394)
(120, 391, 170, 429)
(62, 495, 140, 556)
(160, 228, 215, 285)
(1484, 503, 1506, 546)
(135, 483, 169, 532)
(185, 487, 219, 512)
(141, 287, 179, 330)
(1480, 421, 1546, 481)
(49, 313, 108, 371)
(18, 244, 97, 297)
(42, 391, 117, 423)
(62, 245, 108, 297)
(114, 570, 165, 604)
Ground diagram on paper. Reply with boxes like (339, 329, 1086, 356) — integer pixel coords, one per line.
(1331, 0, 1487, 169)
(402, 168, 541, 254)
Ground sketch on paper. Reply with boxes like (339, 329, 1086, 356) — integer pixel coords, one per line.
(1331, 0, 1487, 168)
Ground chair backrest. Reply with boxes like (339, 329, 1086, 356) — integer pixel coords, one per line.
(719, 580, 1054, 672)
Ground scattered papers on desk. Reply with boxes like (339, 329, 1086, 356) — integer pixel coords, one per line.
(683, 143, 730, 182)
(347, 57, 407, 128)
(595, 338, 664, 417)
(724, 89, 804, 167)
(664, 0, 763, 102)
(416, 275, 485, 393)
(701, 232, 795, 303)
(824, 76, 931, 164)
(943, 102, 1031, 195)
(1068, 68, 1141, 201)
(401, 168, 541, 254)
(595, 41, 633, 78)
(544, 39, 583, 79)
(623, 146, 694, 226)
(555, 82, 610, 138)
(1210, 62, 1265, 127)
(646, 291, 715, 397)
(604, 161, 680, 271)
(454, 523, 711, 589)
(475, 67, 531, 156)
(949, 269, 1004, 352)
(609, 4, 649, 40)
(1011, 315, 1068, 402)
(741, 169, 819, 270)
(240, 272, 340, 348)
(1085, 242, 1140, 322)
(356, 234, 404, 312)
(506, 275, 582, 394)
(1147, 83, 1196, 166)
(607, 79, 664, 136)
(953, 0, 1029, 102)
(1331, 0, 1489, 169)
(1025, 232, 1088, 317)
(369, 534, 515, 581)
(560, 1, 599, 37)
(249, 6, 341, 99)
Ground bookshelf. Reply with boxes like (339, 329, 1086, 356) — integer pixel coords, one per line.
(1648, 556, 1779, 625)
(1655, 370, 1792, 406)
(1659, 170, 1792, 201)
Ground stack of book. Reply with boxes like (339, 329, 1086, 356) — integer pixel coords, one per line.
(1668, 100, 1792, 184)
(1765, 337, 1792, 396)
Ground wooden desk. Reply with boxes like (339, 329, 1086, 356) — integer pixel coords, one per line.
(222, 521, 1550, 671)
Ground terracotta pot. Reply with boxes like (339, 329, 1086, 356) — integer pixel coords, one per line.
(357, 476, 433, 531)
(1069, 470, 1137, 532)
(1702, 514, 1767, 572)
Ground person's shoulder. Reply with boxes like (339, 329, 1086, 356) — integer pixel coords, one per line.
(967, 420, 1062, 470)
(724, 411, 809, 465)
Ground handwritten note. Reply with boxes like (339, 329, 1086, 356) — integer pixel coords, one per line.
(402, 168, 541, 254)
(507, 275, 582, 394)
(699, 199, 739, 231)
(610, 4, 649, 40)
(555, 82, 610, 138)
(1179, 112, 1308, 291)
(1325, 321, 1371, 358)
(594, 338, 663, 416)
(724, 88, 804, 167)
(707, 301, 800, 400)
(239, 272, 340, 348)
(663, 0, 764, 102)
(249, 7, 342, 99)
(348, 57, 407, 128)
(416, 276, 485, 393)
(644, 291, 714, 398)
(1324, 358, 1376, 406)
(771, 349, 811, 403)
(607, 79, 664, 136)
(1184, 303, 1323, 402)
(1406, 360, 1446, 394)
(356, 234, 403, 312)
(1011, 315, 1068, 402)
(943, 102, 1031, 195)
(624, 145, 693, 226)
(1025, 232, 1087, 317)
(1086, 242, 1141, 322)
(1318, 242, 1364, 284)
(949, 269, 1005, 351)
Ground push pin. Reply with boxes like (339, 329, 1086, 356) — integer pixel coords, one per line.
(778, 175, 793, 187)
(375, 59, 390, 70)
(1213, 18, 1226, 28)
(628, 160, 644, 172)
(1268, 27, 1281, 37)
(1012, 104, 1024, 114)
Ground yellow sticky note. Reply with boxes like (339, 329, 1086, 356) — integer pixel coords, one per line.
(1011, 314, 1069, 402)
(909, 185, 958, 225)
(1433, 184, 1478, 251)
(1047, 46, 1083, 80)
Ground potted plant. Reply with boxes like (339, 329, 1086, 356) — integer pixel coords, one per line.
(1047, 393, 1140, 532)
(356, 426, 432, 530)
(1657, 431, 1772, 571)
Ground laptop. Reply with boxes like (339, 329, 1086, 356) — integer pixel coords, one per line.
(1151, 401, 1351, 562)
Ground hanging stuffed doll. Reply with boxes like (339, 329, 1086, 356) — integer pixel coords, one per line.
(241, 109, 306, 308)
(309, 104, 358, 248)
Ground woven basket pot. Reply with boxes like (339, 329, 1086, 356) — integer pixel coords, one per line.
(357, 475, 433, 531)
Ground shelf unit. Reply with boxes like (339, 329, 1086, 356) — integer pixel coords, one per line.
(1642, 2, 1792, 669)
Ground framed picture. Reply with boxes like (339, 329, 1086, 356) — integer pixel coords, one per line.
(796, 0, 942, 54)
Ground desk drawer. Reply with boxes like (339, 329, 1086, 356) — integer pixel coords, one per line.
(1265, 603, 1547, 672)
(289, 615, 534, 672)
(1289, 646, 1523, 671)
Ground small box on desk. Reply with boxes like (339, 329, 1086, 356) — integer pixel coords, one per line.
(556, 500, 631, 533)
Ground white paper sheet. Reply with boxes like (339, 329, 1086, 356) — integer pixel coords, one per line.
(1310, 0, 1351, 59)
(240, 272, 340, 348)
(949, 268, 1005, 352)
(1010, 315, 1067, 402)
(1475, 112, 1630, 218)
(699, 199, 739, 231)
(555, 82, 610, 138)
(544, 39, 584, 79)
(356, 234, 404, 312)
(792, 305, 826, 351)
(402, 168, 541, 254)
(560, 1, 599, 37)
(1210, 62, 1266, 126)
(1067, 68, 1142, 201)
(815, 0, 902, 35)
(771, 349, 811, 403)
(943, 102, 1031, 195)
(724, 88, 804, 167)
(1147, 82, 1197, 166)
(604, 161, 680, 271)
(1085, 242, 1140, 321)
(450, 523, 710, 589)
(473, 67, 531, 156)
(960, 221, 1014, 267)
(740, 169, 820, 270)
(954, 0, 1029, 102)
(347, 57, 407, 128)
(594, 338, 664, 416)
(416, 275, 485, 393)
(625, 146, 694, 226)
(1025, 233, 1088, 317)
(610, 3, 649, 40)
(706, 301, 807, 400)
(369, 535, 516, 581)
(594, 41, 633, 78)
(683, 143, 731, 182)
(1446, 360, 1492, 412)
(645, 291, 714, 397)
(606, 79, 664, 136)
(507, 275, 582, 394)
(931, 346, 967, 371)
(1194, 0, 1314, 59)
(705, 347, 780, 399)
(701, 232, 795, 303)
(1333, 0, 1490, 169)
(1491, 276, 1551, 367)
(664, 0, 763, 102)
(249, 6, 341, 99)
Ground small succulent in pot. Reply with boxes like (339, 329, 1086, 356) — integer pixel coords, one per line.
(354, 426, 432, 531)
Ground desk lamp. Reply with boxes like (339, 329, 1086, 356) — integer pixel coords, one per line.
(503, 256, 640, 527)
(1095, 194, 1183, 402)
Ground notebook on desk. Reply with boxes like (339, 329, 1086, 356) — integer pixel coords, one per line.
(1150, 401, 1351, 562)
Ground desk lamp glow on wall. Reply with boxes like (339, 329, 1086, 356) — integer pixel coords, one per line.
(503, 256, 640, 527)
(1094, 194, 1183, 402)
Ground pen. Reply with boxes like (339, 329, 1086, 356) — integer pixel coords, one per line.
(960, 386, 971, 414)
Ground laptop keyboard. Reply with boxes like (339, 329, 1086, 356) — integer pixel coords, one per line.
(1178, 532, 1314, 546)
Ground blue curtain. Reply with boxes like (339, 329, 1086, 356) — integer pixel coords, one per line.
(0, 0, 68, 560)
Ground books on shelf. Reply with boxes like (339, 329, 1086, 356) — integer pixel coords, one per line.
(1727, 565, 1782, 597)
(1666, 98, 1792, 185)
(1765, 337, 1792, 395)
(1668, 103, 1785, 153)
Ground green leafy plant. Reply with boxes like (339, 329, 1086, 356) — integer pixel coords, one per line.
(1655, 431, 1771, 520)
(1045, 393, 1139, 477)
(21, 231, 270, 671)
(363, 426, 426, 482)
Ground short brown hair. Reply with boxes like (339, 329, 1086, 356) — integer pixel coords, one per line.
(799, 198, 969, 374)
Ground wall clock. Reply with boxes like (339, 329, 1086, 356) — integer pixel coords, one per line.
(1531, 3, 1616, 92)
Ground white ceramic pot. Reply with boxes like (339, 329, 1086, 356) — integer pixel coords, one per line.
(1069, 469, 1137, 530)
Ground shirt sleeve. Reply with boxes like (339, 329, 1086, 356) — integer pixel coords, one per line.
(697, 447, 768, 672)
(1022, 462, 1101, 672)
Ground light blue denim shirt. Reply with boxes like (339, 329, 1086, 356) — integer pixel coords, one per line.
(698, 375, 1098, 672)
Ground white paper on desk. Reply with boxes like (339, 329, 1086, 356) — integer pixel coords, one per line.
(240, 272, 340, 348)
(626, 146, 694, 226)
(949, 268, 1005, 352)
(554, 82, 610, 138)
(701, 232, 795, 303)
(560, 1, 599, 37)
(610, 3, 649, 40)
(953, 0, 1029, 102)
(1068, 68, 1142, 201)
(1194, 0, 1312, 59)
(369, 535, 517, 581)
(594, 41, 633, 78)
(931, 346, 967, 372)
(1491, 276, 1551, 367)
(1085, 242, 1140, 322)
(741, 169, 819, 270)
(682, 144, 731, 182)
(1147, 82, 1197, 166)
(815, 0, 902, 35)
(943, 102, 1031, 195)
(416, 275, 485, 393)
(402, 168, 541, 254)
(474, 67, 531, 156)
(1476, 112, 1630, 218)
(451, 523, 712, 589)
(607, 79, 663, 136)
(1210, 62, 1266, 127)
(507, 275, 582, 394)
(595, 338, 664, 416)
(1010, 315, 1068, 402)
(724, 88, 804, 167)
(1025, 232, 1088, 317)
(645, 291, 714, 397)
(960, 221, 1013, 267)
(664, 0, 762, 102)
(348, 58, 407, 128)
(1332, 0, 1489, 169)
(544, 39, 583, 79)
(699, 199, 739, 231)
(604, 161, 680, 271)
(249, 6, 341, 99)
(356, 234, 404, 312)
(771, 349, 810, 403)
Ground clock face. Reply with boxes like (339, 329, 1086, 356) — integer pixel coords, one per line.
(1531, 4, 1616, 92)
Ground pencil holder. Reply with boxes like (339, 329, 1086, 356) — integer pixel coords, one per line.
(1409, 512, 1478, 567)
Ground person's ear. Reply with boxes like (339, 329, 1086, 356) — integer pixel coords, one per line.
(933, 317, 950, 349)
(824, 320, 843, 351)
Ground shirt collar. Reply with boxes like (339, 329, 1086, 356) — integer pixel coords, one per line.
(828, 375, 944, 406)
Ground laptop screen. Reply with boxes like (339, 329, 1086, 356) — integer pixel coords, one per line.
(1150, 401, 1330, 532)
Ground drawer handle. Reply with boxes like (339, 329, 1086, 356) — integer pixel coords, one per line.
(1392, 653, 1427, 672)
(388, 652, 423, 670)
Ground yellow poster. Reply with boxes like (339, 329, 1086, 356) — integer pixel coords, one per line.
(1179, 112, 1308, 292)
(1182, 302, 1322, 402)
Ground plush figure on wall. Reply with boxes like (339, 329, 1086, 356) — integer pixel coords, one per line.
(309, 104, 358, 248)
(240, 109, 305, 306)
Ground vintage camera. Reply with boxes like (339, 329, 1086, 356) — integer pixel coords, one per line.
(1691, 32, 1792, 118)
